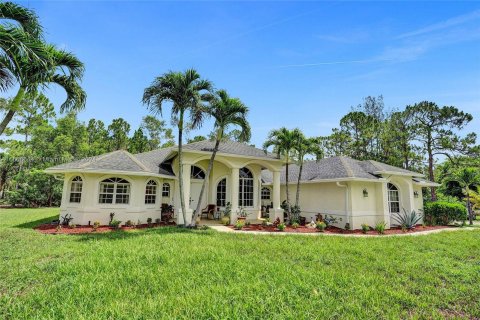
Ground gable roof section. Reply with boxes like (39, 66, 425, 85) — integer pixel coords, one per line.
(182, 140, 278, 160)
(45, 141, 278, 176)
(262, 156, 425, 184)
(45, 150, 172, 176)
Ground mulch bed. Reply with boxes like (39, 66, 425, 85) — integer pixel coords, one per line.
(229, 224, 451, 235)
(35, 222, 176, 234)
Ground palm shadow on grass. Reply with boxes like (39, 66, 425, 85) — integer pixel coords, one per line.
(70, 226, 216, 242)
(15, 214, 59, 229)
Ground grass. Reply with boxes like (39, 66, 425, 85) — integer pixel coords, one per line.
(1, 208, 480, 319)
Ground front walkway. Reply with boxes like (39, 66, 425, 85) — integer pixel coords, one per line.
(209, 225, 478, 237)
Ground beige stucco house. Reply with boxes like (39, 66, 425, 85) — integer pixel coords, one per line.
(45, 140, 438, 229)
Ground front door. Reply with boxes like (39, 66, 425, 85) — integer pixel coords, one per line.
(190, 181, 204, 211)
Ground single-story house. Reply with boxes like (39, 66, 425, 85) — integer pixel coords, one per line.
(45, 140, 438, 229)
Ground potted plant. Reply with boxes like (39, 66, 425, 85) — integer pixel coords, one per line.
(221, 202, 231, 225)
(237, 208, 249, 223)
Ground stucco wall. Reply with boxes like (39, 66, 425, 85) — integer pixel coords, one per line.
(60, 172, 175, 225)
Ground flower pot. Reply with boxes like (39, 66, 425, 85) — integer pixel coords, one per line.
(221, 217, 230, 225)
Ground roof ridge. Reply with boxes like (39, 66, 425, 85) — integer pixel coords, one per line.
(78, 150, 123, 168)
(338, 156, 355, 178)
(123, 151, 150, 171)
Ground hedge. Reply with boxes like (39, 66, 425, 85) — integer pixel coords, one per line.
(423, 201, 467, 226)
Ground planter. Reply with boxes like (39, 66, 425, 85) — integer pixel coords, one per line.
(237, 217, 247, 222)
(221, 216, 230, 225)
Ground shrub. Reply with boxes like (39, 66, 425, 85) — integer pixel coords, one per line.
(155, 218, 161, 224)
(147, 217, 153, 227)
(70, 224, 76, 229)
(93, 221, 100, 231)
(234, 221, 244, 230)
(392, 209, 423, 230)
(292, 222, 299, 229)
(361, 223, 369, 234)
(262, 218, 269, 227)
(375, 221, 386, 235)
(424, 201, 467, 226)
(125, 220, 134, 227)
(109, 219, 122, 229)
(245, 221, 251, 227)
(344, 223, 351, 231)
(316, 221, 326, 232)
(323, 215, 338, 227)
(277, 223, 286, 231)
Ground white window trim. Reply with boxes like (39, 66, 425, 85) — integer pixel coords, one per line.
(69, 176, 83, 204)
(162, 183, 171, 198)
(239, 168, 254, 208)
(99, 178, 131, 205)
(216, 178, 227, 207)
(387, 183, 400, 214)
(145, 180, 157, 205)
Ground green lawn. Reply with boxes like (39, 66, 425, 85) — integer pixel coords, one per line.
(1, 209, 479, 319)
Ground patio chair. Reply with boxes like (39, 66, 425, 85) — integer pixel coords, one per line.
(201, 204, 216, 220)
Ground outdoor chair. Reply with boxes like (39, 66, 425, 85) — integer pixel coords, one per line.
(201, 204, 216, 220)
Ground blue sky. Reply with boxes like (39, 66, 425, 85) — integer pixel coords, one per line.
(16, 1, 480, 147)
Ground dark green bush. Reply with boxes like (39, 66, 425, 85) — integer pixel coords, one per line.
(424, 201, 467, 225)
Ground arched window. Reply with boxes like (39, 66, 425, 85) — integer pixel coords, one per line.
(216, 178, 227, 207)
(261, 187, 271, 200)
(145, 180, 157, 204)
(69, 176, 83, 203)
(191, 166, 205, 179)
(99, 177, 130, 204)
(162, 183, 170, 197)
(239, 167, 254, 207)
(388, 183, 400, 214)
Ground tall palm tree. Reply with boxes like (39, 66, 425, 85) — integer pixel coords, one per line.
(142, 69, 213, 226)
(0, 2, 46, 91)
(449, 167, 480, 225)
(192, 90, 251, 225)
(263, 127, 302, 221)
(0, 43, 86, 135)
(293, 134, 323, 208)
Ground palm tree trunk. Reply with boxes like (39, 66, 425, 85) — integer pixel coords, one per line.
(177, 112, 187, 226)
(192, 138, 221, 226)
(285, 155, 290, 222)
(295, 161, 303, 207)
(0, 87, 26, 136)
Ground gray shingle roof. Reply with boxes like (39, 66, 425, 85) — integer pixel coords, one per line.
(262, 156, 424, 184)
(46, 150, 151, 173)
(182, 140, 278, 160)
(46, 140, 278, 176)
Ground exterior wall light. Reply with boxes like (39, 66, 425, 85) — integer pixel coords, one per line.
(363, 189, 368, 197)
(414, 191, 419, 198)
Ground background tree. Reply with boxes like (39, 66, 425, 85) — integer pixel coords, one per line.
(108, 118, 130, 151)
(129, 128, 149, 153)
(142, 69, 212, 226)
(86, 119, 109, 155)
(263, 127, 301, 221)
(448, 167, 480, 225)
(406, 102, 476, 200)
(140, 115, 175, 149)
(192, 89, 250, 225)
(187, 135, 207, 144)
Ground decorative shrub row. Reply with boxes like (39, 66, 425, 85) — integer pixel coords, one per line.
(424, 201, 467, 225)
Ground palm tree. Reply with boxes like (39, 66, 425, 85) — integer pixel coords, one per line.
(0, 2, 46, 91)
(0, 43, 86, 135)
(191, 90, 251, 225)
(465, 189, 480, 220)
(263, 127, 302, 222)
(449, 167, 480, 225)
(142, 69, 213, 226)
(293, 134, 323, 208)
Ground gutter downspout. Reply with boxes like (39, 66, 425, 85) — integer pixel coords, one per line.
(336, 182, 350, 228)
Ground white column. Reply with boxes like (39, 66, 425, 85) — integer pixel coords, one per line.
(271, 170, 283, 223)
(176, 163, 193, 225)
(381, 181, 390, 229)
(230, 167, 239, 224)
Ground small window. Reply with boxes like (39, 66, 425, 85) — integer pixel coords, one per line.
(261, 187, 271, 200)
(69, 176, 83, 203)
(216, 178, 227, 207)
(388, 183, 400, 214)
(191, 166, 205, 179)
(162, 183, 170, 197)
(99, 177, 130, 204)
(145, 180, 157, 204)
